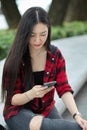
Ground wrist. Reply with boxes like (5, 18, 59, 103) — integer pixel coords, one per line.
(25, 90, 34, 101)
(73, 112, 82, 119)
(29, 89, 35, 99)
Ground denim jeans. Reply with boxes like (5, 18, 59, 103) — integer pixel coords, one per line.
(5, 106, 82, 130)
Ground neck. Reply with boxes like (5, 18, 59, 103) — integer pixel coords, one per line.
(30, 47, 46, 58)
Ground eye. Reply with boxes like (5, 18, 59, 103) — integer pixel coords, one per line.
(30, 33, 35, 37)
(41, 33, 46, 36)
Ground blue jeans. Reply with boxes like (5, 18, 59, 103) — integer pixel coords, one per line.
(5, 106, 82, 130)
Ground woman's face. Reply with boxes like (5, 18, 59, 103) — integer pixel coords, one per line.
(29, 23, 48, 50)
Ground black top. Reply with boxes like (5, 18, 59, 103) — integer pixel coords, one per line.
(33, 70, 44, 107)
(33, 70, 44, 85)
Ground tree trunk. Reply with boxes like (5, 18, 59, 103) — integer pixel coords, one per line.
(1, 0, 21, 29)
(65, 0, 87, 21)
(48, 0, 70, 25)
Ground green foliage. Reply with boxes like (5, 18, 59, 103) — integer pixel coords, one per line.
(51, 21, 87, 40)
(0, 21, 87, 60)
(0, 29, 16, 60)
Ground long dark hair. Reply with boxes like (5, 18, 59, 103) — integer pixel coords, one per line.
(2, 7, 51, 101)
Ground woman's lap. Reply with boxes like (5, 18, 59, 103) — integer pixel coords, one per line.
(41, 117, 82, 130)
(47, 106, 62, 119)
(5, 106, 61, 130)
(5, 109, 37, 130)
(5, 107, 82, 130)
(41, 107, 81, 130)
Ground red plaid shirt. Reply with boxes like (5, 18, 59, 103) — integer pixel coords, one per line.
(3, 45, 73, 120)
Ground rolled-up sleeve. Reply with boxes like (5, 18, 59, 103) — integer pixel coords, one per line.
(55, 49, 73, 98)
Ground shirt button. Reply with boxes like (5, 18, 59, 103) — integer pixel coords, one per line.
(42, 100, 45, 103)
(22, 63, 25, 66)
(46, 72, 49, 75)
(51, 57, 55, 62)
(52, 57, 55, 61)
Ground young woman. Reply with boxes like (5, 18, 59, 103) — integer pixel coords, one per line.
(2, 7, 87, 130)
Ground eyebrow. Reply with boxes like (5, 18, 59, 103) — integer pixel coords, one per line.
(31, 31, 47, 34)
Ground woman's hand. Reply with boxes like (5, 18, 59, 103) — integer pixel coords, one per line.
(31, 85, 54, 98)
(75, 115, 87, 130)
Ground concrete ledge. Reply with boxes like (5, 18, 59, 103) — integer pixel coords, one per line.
(53, 35, 87, 114)
(0, 35, 87, 128)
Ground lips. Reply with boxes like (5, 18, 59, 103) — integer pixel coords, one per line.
(34, 44, 41, 47)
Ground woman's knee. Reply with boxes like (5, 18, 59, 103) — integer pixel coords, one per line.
(29, 115, 43, 130)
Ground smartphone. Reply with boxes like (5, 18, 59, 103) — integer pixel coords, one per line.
(43, 81, 56, 87)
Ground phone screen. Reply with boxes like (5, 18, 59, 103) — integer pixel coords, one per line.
(43, 81, 56, 87)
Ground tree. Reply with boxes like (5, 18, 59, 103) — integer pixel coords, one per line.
(0, 0, 21, 29)
(65, 0, 87, 21)
(48, 0, 70, 25)
(1, 0, 87, 28)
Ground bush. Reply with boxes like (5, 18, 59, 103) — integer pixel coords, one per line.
(51, 21, 87, 40)
(0, 29, 16, 60)
(0, 21, 87, 60)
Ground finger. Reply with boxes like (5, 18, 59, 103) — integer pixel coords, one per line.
(43, 87, 54, 95)
(82, 120, 87, 128)
(46, 86, 54, 91)
(84, 122, 87, 128)
(79, 122, 85, 129)
(80, 121, 87, 129)
(36, 86, 54, 97)
(34, 85, 42, 89)
(41, 86, 48, 90)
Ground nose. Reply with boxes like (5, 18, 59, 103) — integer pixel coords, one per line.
(34, 35, 41, 43)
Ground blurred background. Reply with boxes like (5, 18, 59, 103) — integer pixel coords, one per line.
(0, 0, 52, 30)
(0, 0, 87, 60)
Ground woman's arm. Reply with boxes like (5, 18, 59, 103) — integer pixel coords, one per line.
(61, 92, 87, 129)
(61, 92, 79, 116)
(11, 85, 54, 106)
(11, 89, 34, 105)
